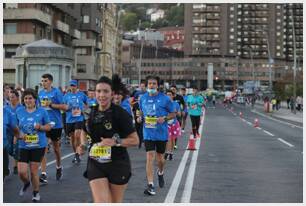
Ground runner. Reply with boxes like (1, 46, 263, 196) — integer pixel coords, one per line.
(7, 89, 23, 175)
(86, 88, 98, 107)
(3, 105, 19, 180)
(165, 90, 182, 161)
(139, 75, 175, 195)
(63, 80, 88, 163)
(180, 87, 189, 133)
(187, 86, 205, 138)
(170, 85, 185, 149)
(112, 74, 133, 117)
(16, 89, 51, 202)
(38, 74, 66, 183)
(78, 76, 139, 203)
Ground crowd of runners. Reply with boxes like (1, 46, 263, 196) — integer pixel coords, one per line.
(3, 74, 206, 203)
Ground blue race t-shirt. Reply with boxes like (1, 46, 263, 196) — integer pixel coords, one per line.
(16, 107, 50, 149)
(183, 95, 189, 113)
(86, 97, 98, 107)
(63, 91, 87, 123)
(167, 101, 180, 125)
(38, 87, 64, 129)
(187, 95, 204, 116)
(139, 92, 175, 141)
(121, 97, 132, 117)
(3, 106, 18, 148)
(7, 103, 24, 144)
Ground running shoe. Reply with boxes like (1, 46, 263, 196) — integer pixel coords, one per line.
(39, 173, 48, 184)
(32, 192, 41, 202)
(144, 184, 156, 196)
(19, 182, 30, 196)
(157, 171, 165, 188)
(56, 166, 63, 180)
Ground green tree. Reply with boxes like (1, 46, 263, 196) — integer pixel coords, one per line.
(166, 5, 184, 26)
(121, 12, 138, 31)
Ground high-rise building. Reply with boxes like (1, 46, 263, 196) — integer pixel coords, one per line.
(184, 3, 303, 90)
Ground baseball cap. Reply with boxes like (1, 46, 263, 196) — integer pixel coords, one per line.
(70, 80, 77, 86)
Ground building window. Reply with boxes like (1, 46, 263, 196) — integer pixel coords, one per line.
(4, 47, 17, 58)
(230, 35, 234, 39)
(83, 15, 90, 23)
(4, 23, 17, 34)
(230, 6, 235, 11)
(77, 64, 86, 73)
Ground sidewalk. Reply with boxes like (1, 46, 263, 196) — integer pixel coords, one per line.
(254, 100, 303, 124)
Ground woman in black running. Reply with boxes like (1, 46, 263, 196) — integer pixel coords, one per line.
(78, 76, 139, 203)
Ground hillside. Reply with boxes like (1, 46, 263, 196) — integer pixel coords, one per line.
(119, 3, 184, 31)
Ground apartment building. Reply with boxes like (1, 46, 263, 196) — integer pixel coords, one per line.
(184, 3, 303, 90)
(3, 3, 105, 90)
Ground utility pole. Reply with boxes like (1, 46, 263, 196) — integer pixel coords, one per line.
(236, 56, 239, 90)
(138, 20, 144, 85)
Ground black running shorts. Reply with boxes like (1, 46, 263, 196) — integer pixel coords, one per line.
(46, 128, 62, 141)
(66, 121, 85, 135)
(144, 140, 167, 154)
(87, 158, 131, 185)
(18, 148, 46, 163)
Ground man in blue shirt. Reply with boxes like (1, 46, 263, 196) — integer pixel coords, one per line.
(86, 88, 98, 107)
(63, 80, 88, 163)
(38, 74, 66, 183)
(139, 75, 175, 196)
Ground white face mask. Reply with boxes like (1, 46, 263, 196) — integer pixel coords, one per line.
(147, 88, 157, 94)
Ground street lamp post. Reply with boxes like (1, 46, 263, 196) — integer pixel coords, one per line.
(138, 28, 147, 85)
(290, 6, 297, 114)
(236, 56, 239, 90)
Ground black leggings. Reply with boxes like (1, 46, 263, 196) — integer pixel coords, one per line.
(190, 115, 201, 137)
(3, 147, 9, 179)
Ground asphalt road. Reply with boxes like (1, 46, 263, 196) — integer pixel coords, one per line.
(3, 101, 303, 203)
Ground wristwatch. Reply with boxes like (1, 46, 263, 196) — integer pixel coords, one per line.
(112, 133, 122, 147)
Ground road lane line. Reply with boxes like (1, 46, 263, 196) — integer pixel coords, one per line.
(246, 121, 252, 126)
(39, 152, 75, 169)
(252, 110, 302, 129)
(278, 138, 294, 147)
(263, 130, 275, 136)
(257, 127, 262, 130)
(164, 150, 190, 202)
(180, 110, 206, 203)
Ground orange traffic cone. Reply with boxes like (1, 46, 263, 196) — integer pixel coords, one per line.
(239, 112, 243, 118)
(254, 118, 259, 127)
(187, 135, 196, 150)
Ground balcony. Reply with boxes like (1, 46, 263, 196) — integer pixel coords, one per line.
(4, 33, 36, 45)
(73, 39, 96, 47)
(74, 29, 81, 39)
(4, 8, 51, 25)
(56, 20, 70, 34)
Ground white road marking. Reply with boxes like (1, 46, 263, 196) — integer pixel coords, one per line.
(278, 138, 294, 147)
(252, 110, 302, 129)
(256, 127, 262, 130)
(263, 130, 275, 136)
(39, 152, 75, 169)
(164, 150, 190, 202)
(246, 121, 252, 126)
(181, 110, 206, 203)
(165, 109, 206, 203)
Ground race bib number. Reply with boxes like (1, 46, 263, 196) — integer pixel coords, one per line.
(72, 107, 81, 117)
(25, 134, 39, 147)
(41, 99, 52, 110)
(89, 145, 112, 163)
(145, 116, 158, 128)
(191, 104, 197, 109)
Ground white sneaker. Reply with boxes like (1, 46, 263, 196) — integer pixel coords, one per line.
(32, 192, 41, 202)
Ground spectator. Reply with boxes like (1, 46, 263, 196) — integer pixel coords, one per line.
(271, 97, 277, 111)
(290, 96, 295, 112)
(296, 96, 303, 111)
(286, 97, 290, 109)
